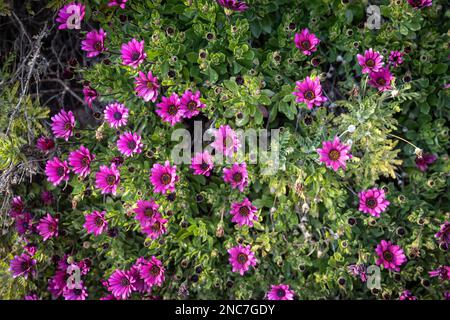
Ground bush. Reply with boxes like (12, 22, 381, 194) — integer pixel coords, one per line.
(0, 0, 448, 300)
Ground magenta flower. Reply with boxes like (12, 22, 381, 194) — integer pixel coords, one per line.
(375, 240, 407, 272)
(62, 282, 88, 300)
(56, 3, 85, 30)
(141, 213, 168, 240)
(128, 264, 151, 294)
(228, 244, 257, 276)
(358, 188, 390, 217)
(317, 136, 352, 171)
(155, 93, 183, 126)
(140, 256, 165, 287)
(108, 269, 135, 300)
(15, 212, 33, 235)
(9, 196, 24, 217)
(407, 0, 432, 9)
(230, 198, 258, 227)
(83, 85, 98, 109)
(293, 76, 327, 109)
(294, 28, 320, 56)
(429, 266, 450, 281)
(190, 151, 214, 176)
(134, 71, 159, 102)
(108, 0, 127, 9)
(9, 253, 36, 279)
(211, 125, 241, 157)
(68, 145, 94, 178)
(134, 199, 160, 225)
(37, 213, 59, 241)
(357, 48, 384, 74)
(389, 50, 404, 67)
(41, 190, 54, 205)
(368, 67, 394, 91)
(180, 90, 205, 118)
(83, 210, 108, 236)
(95, 164, 120, 195)
(117, 132, 143, 157)
(81, 29, 107, 58)
(121, 39, 146, 69)
(48, 270, 68, 298)
(45, 156, 70, 186)
(24, 294, 40, 300)
(51, 110, 75, 141)
(399, 290, 417, 300)
(104, 102, 129, 129)
(149, 161, 178, 194)
(223, 162, 248, 192)
(435, 222, 449, 244)
(216, 0, 248, 12)
(36, 136, 55, 153)
(415, 153, 437, 172)
(267, 284, 295, 300)
(347, 264, 368, 282)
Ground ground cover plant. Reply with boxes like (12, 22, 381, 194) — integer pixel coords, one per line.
(0, 0, 449, 300)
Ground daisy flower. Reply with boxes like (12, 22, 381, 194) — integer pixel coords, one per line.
(375, 240, 407, 272)
(228, 244, 257, 276)
(45, 157, 70, 186)
(216, 0, 248, 12)
(294, 28, 320, 56)
(190, 151, 214, 176)
(223, 162, 248, 192)
(368, 67, 394, 91)
(83, 210, 108, 236)
(267, 284, 295, 300)
(293, 76, 327, 109)
(68, 145, 95, 178)
(95, 164, 120, 195)
(139, 256, 165, 287)
(180, 90, 205, 118)
(211, 125, 241, 157)
(134, 199, 160, 225)
(81, 29, 107, 58)
(155, 93, 183, 126)
(36, 136, 55, 153)
(121, 39, 146, 68)
(141, 213, 168, 240)
(358, 188, 390, 217)
(149, 161, 179, 194)
(51, 110, 75, 141)
(9, 254, 36, 279)
(83, 86, 98, 109)
(104, 102, 129, 129)
(37, 213, 59, 241)
(56, 2, 85, 30)
(62, 283, 88, 300)
(317, 136, 352, 171)
(357, 48, 384, 74)
(230, 197, 258, 227)
(134, 71, 159, 102)
(117, 132, 143, 157)
(108, 269, 135, 300)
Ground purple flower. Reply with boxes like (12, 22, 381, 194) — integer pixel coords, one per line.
(81, 29, 107, 58)
(41, 190, 54, 205)
(407, 0, 432, 9)
(140, 256, 165, 287)
(141, 213, 168, 240)
(435, 221, 450, 244)
(24, 294, 40, 300)
(45, 156, 70, 186)
(108, 269, 135, 300)
(357, 48, 384, 74)
(223, 162, 248, 192)
(230, 197, 258, 227)
(347, 264, 368, 282)
(108, 0, 127, 9)
(180, 90, 205, 118)
(294, 29, 320, 56)
(104, 102, 129, 129)
(51, 110, 75, 141)
(399, 290, 417, 300)
(121, 39, 146, 68)
(56, 2, 85, 30)
(95, 164, 120, 195)
(375, 240, 407, 272)
(317, 136, 352, 171)
(134, 199, 160, 225)
(429, 266, 450, 281)
(36, 136, 55, 153)
(211, 125, 241, 157)
(15, 212, 33, 235)
(190, 151, 214, 176)
(368, 67, 394, 91)
(389, 50, 404, 67)
(9, 196, 24, 217)
(216, 0, 248, 12)
(358, 188, 390, 217)
(68, 145, 95, 178)
(83, 210, 108, 236)
(293, 76, 327, 109)
(117, 132, 143, 157)
(155, 93, 183, 126)
(83, 86, 98, 109)
(134, 71, 159, 102)
(37, 213, 59, 241)
(267, 284, 295, 300)
(228, 244, 257, 276)
(10, 254, 36, 279)
(149, 161, 179, 194)
(415, 153, 437, 172)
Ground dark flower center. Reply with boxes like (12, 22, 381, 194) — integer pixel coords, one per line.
(304, 90, 315, 100)
(106, 174, 116, 186)
(21, 261, 30, 271)
(94, 41, 103, 51)
(120, 277, 130, 286)
(187, 100, 197, 111)
(48, 224, 55, 232)
(377, 78, 386, 85)
(151, 221, 161, 231)
(277, 289, 286, 297)
(200, 162, 209, 171)
(113, 112, 122, 120)
(127, 140, 137, 150)
(161, 173, 171, 185)
(233, 172, 242, 182)
(144, 207, 154, 217)
(238, 206, 249, 216)
(131, 52, 141, 61)
(365, 197, 377, 209)
(237, 253, 248, 264)
(146, 81, 154, 89)
(168, 104, 178, 116)
(64, 122, 72, 130)
(328, 150, 340, 161)
(150, 265, 160, 276)
(81, 156, 90, 167)
(301, 40, 311, 50)
(74, 289, 82, 296)
(95, 216, 104, 227)
(383, 251, 393, 262)
(366, 59, 375, 67)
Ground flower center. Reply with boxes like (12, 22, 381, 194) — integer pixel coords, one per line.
(64, 122, 72, 130)
(238, 206, 249, 216)
(144, 207, 154, 218)
(81, 156, 90, 167)
(277, 289, 286, 297)
(301, 40, 311, 50)
(48, 224, 55, 232)
(233, 172, 242, 183)
(304, 90, 315, 100)
(366, 59, 375, 67)
(21, 261, 30, 270)
(146, 81, 154, 89)
(113, 112, 122, 120)
(74, 289, 82, 296)
(168, 104, 178, 116)
(200, 162, 209, 171)
(377, 78, 386, 85)
(187, 100, 197, 111)
(237, 253, 248, 264)
(131, 52, 141, 61)
(328, 150, 340, 161)
(150, 265, 160, 276)
(95, 216, 104, 227)
(365, 197, 377, 209)
(383, 251, 393, 262)
(127, 140, 137, 150)
(160, 173, 171, 185)
(94, 41, 103, 51)
(151, 221, 161, 231)
(120, 277, 130, 286)
(57, 166, 65, 177)
(106, 174, 116, 186)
